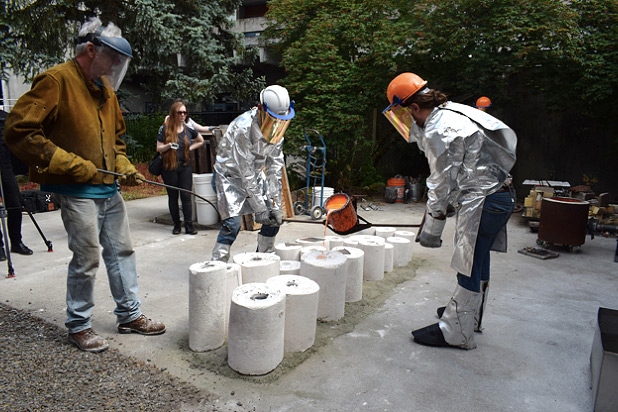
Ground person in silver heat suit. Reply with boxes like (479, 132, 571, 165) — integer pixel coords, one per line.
(383, 72, 517, 349)
(211, 85, 294, 262)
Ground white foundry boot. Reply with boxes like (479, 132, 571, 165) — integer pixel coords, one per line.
(211, 243, 231, 262)
(413, 284, 481, 350)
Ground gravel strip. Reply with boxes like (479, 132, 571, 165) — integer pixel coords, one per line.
(0, 303, 246, 412)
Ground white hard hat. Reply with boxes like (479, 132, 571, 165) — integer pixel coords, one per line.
(260, 85, 291, 116)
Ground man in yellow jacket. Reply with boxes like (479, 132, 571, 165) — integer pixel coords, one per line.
(5, 17, 165, 353)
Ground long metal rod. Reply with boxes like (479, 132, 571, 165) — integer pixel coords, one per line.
(97, 169, 220, 220)
(283, 218, 420, 228)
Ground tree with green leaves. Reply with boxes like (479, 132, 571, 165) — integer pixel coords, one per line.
(264, 0, 617, 192)
(264, 0, 414, 189)
(0, 0, 264, 105)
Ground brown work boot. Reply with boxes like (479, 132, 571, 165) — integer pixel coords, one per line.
(68, 328, 109, 353)
(117, 314, 166, 335)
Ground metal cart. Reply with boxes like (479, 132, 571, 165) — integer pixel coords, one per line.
(293, 129, 327, 220)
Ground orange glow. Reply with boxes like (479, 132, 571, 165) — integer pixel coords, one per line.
(325, 194, 348, 212)
(325, 194, 350, 241)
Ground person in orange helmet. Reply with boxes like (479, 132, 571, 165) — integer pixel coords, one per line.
(474, 96, 492, 112)
(383, 73, 517, 350)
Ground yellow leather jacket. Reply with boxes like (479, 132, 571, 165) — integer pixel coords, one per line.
(5, 59, 127, 185)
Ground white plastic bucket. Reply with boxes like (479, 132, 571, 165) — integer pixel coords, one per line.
(196, 196, 218, 225)
(312, 186, 334, 208)
(193, 173, 216, 197)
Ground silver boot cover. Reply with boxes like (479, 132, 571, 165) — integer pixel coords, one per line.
(257, 234, 276, 253)
(211, 242, 231, 263)
(439, 284, 482, 349)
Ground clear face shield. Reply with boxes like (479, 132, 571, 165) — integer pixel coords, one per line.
(79, 32, 133, 91)
(96, 45, 131, 91)
(259, 101, 295, 144)
(382, 99, 414, 143)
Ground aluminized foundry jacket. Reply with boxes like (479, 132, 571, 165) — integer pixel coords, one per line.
(409, 102, 517, 276)
(214, 107, 284, 220)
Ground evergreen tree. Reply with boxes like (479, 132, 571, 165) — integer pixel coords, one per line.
(0, 0, 264, 105)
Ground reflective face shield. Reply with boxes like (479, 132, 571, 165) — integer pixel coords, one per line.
(382, 100, 414, 143)
(259, 101, 295, 144)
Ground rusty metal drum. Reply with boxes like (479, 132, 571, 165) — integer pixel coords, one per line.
(538, 197, 589, 248)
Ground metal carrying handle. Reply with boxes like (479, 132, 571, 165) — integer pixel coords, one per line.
(283, 214, 420, 236)
(97, 169, 220, 221)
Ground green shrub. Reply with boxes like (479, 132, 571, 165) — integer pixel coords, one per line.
(123, 113, 166, 162)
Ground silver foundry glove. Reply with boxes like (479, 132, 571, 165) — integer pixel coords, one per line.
(270, 210, 284, 226)
(255, 210, 272, 225)
(418, 211, 446, 248)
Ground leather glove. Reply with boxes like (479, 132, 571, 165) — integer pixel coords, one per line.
(48, 147, 97, 183)
(255, 210, 272, 225)
(417, 211, 446, 248)
(269, 209, 285, 227)
(115, 155, 144, 186)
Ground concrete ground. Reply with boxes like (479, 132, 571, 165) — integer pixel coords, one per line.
(1, 195, 616, 412)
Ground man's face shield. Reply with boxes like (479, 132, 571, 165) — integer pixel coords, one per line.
(79, 33, 132, 91)
(382, 96, 414, 143)
(93, 45, 131, 91)
(259, 101, 295, 144)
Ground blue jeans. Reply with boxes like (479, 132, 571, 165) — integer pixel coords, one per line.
(216, 216, 279, 245)
(58, 193, 142, 333)
(457, 191, 514, 292)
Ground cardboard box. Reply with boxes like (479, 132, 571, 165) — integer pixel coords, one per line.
(534, 187, 555, 210)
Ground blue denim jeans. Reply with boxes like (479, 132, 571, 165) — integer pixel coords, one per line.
(216, 216, 279, 245)
(58, 193, 142, 333)
(457, 191, 514, 292)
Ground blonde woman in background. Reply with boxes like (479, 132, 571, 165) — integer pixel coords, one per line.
(157, 102, 204, 234)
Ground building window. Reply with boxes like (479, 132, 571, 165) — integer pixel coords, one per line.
(239, 3, 268, 19)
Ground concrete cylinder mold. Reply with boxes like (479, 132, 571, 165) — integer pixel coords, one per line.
(275, 242, 302, 261)
(280, 260, 301, 275)
(348, 235, 386, 245)
(188, 260, 227, 352)
(375, 227, 396, 239)
(300, 245, 328, 259)
(387, 236, 412, 267)
(357, 238, 386, 281)
(233, 252, 280, 284)
(266, 275, 320, 352)
(228, 283, 286, 375)
(394, 230, 416, 244)
(296, 237, 325, 247)
(331, 246, 364, 302)
(325, 236, 344, 250)
(300, 250, 348, 321)
(224, 263, 242, 334)
(384, 242, 394, 273)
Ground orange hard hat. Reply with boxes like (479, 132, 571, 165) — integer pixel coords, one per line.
(387, 73, 428, 105)
(475, 96, 492, 108)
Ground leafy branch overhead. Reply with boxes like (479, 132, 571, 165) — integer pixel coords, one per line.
(0, 0, 263, 104)
(263, 0, 618, 188)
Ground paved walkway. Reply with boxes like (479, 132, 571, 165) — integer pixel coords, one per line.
(2, 195, 615, 411)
